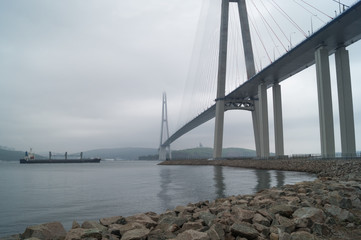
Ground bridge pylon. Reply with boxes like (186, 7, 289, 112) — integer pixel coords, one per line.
(214, 0, 265, 159)
(159, 92, 172, 161)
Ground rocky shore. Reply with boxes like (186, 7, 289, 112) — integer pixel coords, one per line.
(2, 158, 361, 240)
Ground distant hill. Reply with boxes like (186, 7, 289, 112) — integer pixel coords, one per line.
(139, 147, 257, 160)
(0, 148, 44, 161)
(82, 147, 158, 160)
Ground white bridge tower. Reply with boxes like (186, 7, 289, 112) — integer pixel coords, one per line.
(159, 92, 172, 160)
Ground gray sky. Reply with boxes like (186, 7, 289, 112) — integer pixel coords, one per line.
(1, 0, 360, 155)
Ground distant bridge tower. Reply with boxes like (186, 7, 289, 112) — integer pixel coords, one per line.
(159, 92, 172, 161)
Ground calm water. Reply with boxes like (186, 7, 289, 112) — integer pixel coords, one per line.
(0, 160, 316, 237)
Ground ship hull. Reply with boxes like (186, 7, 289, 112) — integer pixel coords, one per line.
(19, 158, 101, 164)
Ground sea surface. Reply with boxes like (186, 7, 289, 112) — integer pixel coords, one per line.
(0, 160, 316, 237)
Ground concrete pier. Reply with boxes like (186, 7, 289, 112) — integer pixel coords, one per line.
(258, 83, 270, 158)
(335, 46, 356, 157)
(273, 83, 284, 156)
(315, 46, 335, 157)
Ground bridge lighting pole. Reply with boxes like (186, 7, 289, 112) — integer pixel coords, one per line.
(213, 0, 229, 159)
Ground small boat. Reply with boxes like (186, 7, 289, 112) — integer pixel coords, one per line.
(19, 149, 101, 164)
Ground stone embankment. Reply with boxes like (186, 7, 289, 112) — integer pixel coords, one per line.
(2, 159, 361, 240)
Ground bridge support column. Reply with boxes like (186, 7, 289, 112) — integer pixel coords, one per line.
(315, 46, 335, 157)
(335, 46, 356, 157)
(213, 0, 229, 159)
(273, 83, 284, 156)
(258, 83, 269, 158)
(252, 107, 261, 157)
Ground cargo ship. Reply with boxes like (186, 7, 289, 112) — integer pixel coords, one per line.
(20, 149, 101, 164)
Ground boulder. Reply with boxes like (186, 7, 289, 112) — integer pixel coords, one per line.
(324, 204, 354, 222)
(81, 220, 107, 232)
(270, 205, 294, 218)
(230, 222, 259, 239)
(21, 222, 67, 240)
(108, 222, 144, 237)
(72, 220, 80, 229)
(99, 216, 126, 226)
(65, 228, 102, 240)
(175, 230, 209, 240)
(181, 221, 204, 232)
(231, 207, 255, 223)
(292, 207, 325, 224)
(206, 223, 225, 240)
(253, 213, 271, 227)
(158, 215, 188, 228)
(275, 214, 295, 233)
(199, 212, 216, 227)
(290, 231, 315, 240)
(126, 213, 157, 229)
(147, 229, 176, 240)
(121, 227, 150, 240)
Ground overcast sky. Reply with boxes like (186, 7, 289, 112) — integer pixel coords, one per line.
(1, 0, 360, 155)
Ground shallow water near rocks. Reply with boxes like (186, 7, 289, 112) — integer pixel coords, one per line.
(0, 160, 316, 237)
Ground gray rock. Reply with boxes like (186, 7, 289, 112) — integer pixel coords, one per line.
(253, 213, 271, 227)
(22, 222, 67, 240)
(108, 222, 144, 236)
(121, 227, 150, 240)
(275, 214, 295, 233)
(290, 231, 315, 240)
(126, 213, 157, 229)
(181, 221, 204, 232)
(199, 212, 216, 227)
(147, 229, 176, 240)
(161, 215, 188, 227)
(175, 230, 209, 240)
(207, 223, 225, 240)
(270, 204, 294, 218)
(292, 207, 325, 224)
(311, 222, 330, 236)
(230, 222, 259, 239)
(253, 222, 270, 236)
(99, 216, 126, 226)
(81, 221, 107, 232)
(65, 228, 102, 240)
(72, 220, 80, 229)
(231, 207, 255, 223)
(324, 204, 354, 221)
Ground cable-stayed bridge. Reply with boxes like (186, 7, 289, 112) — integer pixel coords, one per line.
(159, 0, 361, 160)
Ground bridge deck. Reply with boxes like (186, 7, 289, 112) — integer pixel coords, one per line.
(162, 1, 361, 147)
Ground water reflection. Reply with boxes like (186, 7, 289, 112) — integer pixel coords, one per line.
(254, 169, 271, 192)
(276, 171, 285, 187)
(157, 168, 173, 210)
(254, 169, 286, 192)
(213, 166, 226, 198)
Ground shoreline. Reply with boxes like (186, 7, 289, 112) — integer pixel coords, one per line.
(2, 158, 361, 240)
